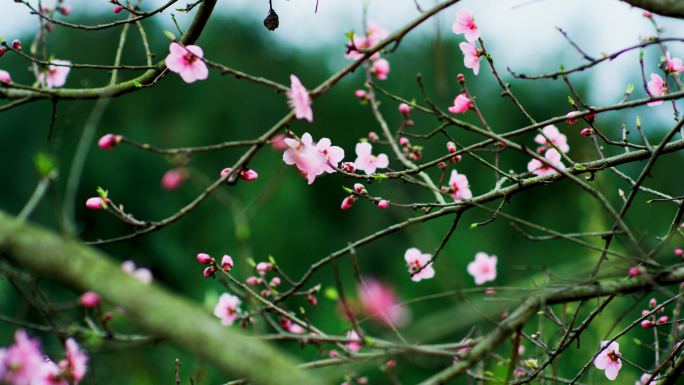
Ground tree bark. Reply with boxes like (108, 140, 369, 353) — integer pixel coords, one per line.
(622, 0, 684, 19)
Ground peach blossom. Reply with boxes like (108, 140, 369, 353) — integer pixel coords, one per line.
(647, 73, 667, 106)
(527, 148, 565, 176)
(405, 247, 435, 282)
(165, 42, 208, 84)
(467, 252, 497, 285)
(459, 42, 481, 75)
(452, 9, 480, 42)
(448, 94, 471, 114)
(39, 60, 71, 88)
(354, 142, 389, 175)
(358, 278, 409, 327)
(371, 59, 390, 80)
(287, 75, 313, 122)
(593, 341, 622, 380)
(534, 125, 569, 153)
(448, 170, 472, 202)
(85, 197, 105, 209)
(666, 51, 684, 72)
(213, 293, 241, 326)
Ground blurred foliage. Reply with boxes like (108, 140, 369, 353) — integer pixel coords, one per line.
(0, 8, 684, 385)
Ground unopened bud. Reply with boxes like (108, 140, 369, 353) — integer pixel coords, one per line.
(85, 197, 106, 210)
(650, 298, 657, 308)
(438, 161, 447, 169)
(221, 255, 234, 271)
(260, 290, 272, 297)
(197, 253, 212, 264)
(457, 73, 465, 80)
(642, 310, 650, 316)
(354, 183, 366, 194)
(675, 249, 683, 258)
(341, 196, 355, 210)
(240, 169, 258, 181)
(256, 262, 273, 272)
(341, 162, 356, 173)
(378, 200, 389, 209)
(114, 6, 123, 13)
(447, 142, 457, 153)
(246, 276, 260, 285)
(11, 39, 21, 50)
(355, 90, 367, 99)
(203, 266, 216, 278)
(98, 134, 122, 149)
(279, 316, 291, 329)
(452, 154, 462, 163)
(79, 292, 101, 308)
(57, 4, 71, 15)
(502, 312, 508, 318)
(368, 132, 379, 142)
(485, 288, 496, 296)
(405, 120, 414, 126)
(658, 316, 669, 324)
(629, 266, 641, 277)
(399, 103, 410, 116)
(307, 293, 317, 306)
(580, 128, 595, 136)
(399, 137, 410, 146)
(270, 277, 281, 287)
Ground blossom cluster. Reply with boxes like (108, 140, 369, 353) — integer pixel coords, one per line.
(345, 21, 391, 80)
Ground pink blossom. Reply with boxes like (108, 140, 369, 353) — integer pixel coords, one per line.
(197, 253, 212, 264)
(641, 320, 654, 328)
(593, 341, 622, 380)
(288, 324, 305, 334)
(0, 70, 11, 83)
(448, 170, 472, 202)
(287, 75, 313, 122)
(358, 279, 409, 327)
(256, 262, 272, 272)
(527, 149, 565, 176)
(467, 252, 497, 285)
(675, 248, 683, 258)
(62, 338, 87, 384)
(354, 142, 389, 175)
(534, 125, 569, 153)
(448, 93, 472, 114)
(371, 59, 390, 80)
(647, 73, 667, 106)
(341, 197, 355, 210)
(239, 169, 258, 181)
(345, 35, 370, 60)
(283, 133, 330, 184)
(12, 39, 21, 50)
(459, 42, 481, 75)
(580, 128, 594, 136)
(221, 255, 234, 270)
(2, 330, 45, 385)
(246, 276, 260, 286)
(666, 51, 684, 72)
(405, 247, 435, 282)
(354, 183, 366, 194)
(38, 60, 71, 88)
(378, 200, 389, 209)
(355, 90, 367, 99)
(213, 293, 242, 326)
(346, 331, 361, 352)
(35, 360, 67, 385)
(85, 197, 105, 209)
(121, 260, 153, 285)
(316, 137, 345, 173)
(165, 42, 208, 84)
(565, 112, 579, 124)
(636, 373, 656, 385)
(452, 9, 480, 42)
(270, 134, 289, 151)
(97, 134, 122, 149)
(366, 20, 390, 47)
(79, 292, 101, 308)
(161, 168, 187, 190)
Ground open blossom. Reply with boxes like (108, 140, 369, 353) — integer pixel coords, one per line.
(283, 133, 343, 183)
(459, 42, 481, 75)
(371, 59, 390, 80)
(358, 279, 410, 327)
(213, 293, 242, 326)
(448, 93, 472, 114)
(636, 373, 656, 385)
(61, 338, 87, 384)
(534, 125, 569, 153)
(287, 75, 313, 122)
(165, 42, 208, 84)
(467, 252, 497, 285)
(0, 70, 11, 83)
(316, 138, 345, 173)
(647, 73, 667, 106)
(448, 170, 472, 202)
(354, 142, 389, 175)
(345, 35, 372, 60)
(1, 329, 45, 385)
(666, 51, 684, 72)
(366, 20, 390, 47)
(405, 247, 435, 282)
(452, 9, 480, 42)
(527, 148, 565, 176)
(593, 341, 622, 380)
(39, 60, 71, 88)
(121, 260, 153, 285)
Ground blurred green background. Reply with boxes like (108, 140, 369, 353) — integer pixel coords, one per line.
(1, 7, 684, 385)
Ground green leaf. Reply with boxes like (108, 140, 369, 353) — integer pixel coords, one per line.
(574, 165, 586, 171)
(559, 64, 564, 71)
(344, 30, 354, 41)
(636, 115, 642, 126)
(133, 81, 142, 88)
(626, 83, 635, 94)
(96, 186, 108, 199)
(633, 338, 642, 345)
(342, 186, 354, 194)
(33, 152, 56, 177)
(567, 96, 575, 105)
(268, 255, 276, 264)
(299, 307, 306, 315)
(246, 257, 255, 267)
(372, 174, 388, 183)
(163, 30, 177, 41)
(470, 223, 478, 229)
(529, 178, 537, 183)
(323, 287, 339, 301)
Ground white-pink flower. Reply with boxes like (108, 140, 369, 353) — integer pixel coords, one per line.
(354, 142, 389, 175)
(346, 331, 361, 352)
(1, 330, 45, 385)
(287, 75, 313, 122)
(0, 70, 11, 83)
(34, 360, 66, 385)
(467, 252, 497, 285)
(459, 42, 481, 75)
(636, 373, 656, 385)
(358, 279, 410, 327)
(534, 125, 569, 153)
(345, 35, 369, 60)
(213, 293, 242, 326)
(316, 138, 345, 173)
(121, 260, 153, 285)
(448, 170, 472, 202)
(165, 42, 208, 84)
(61, 338, 87, 384)
(452, 9, 480, 42)
(527, 148, 565, 176)
(39, 60, 71, 88)
(448, 94, 472, 114)
(647, 73, 667, 106)
(283, 133, 343, 183)
(405, 247, 435, 282)
(366, 21, 390, 47)
(593, 341, 622, 380)
(371, 59, 390, 80)
(666, 51, 684, 73)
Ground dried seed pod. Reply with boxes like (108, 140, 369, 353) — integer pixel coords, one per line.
(263, 9, 279, 31)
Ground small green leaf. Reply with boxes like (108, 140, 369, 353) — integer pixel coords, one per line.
(323, 287, 339, 301)
(470, 223, 478, 229)
(33, 152, 56, 177)
(342, 186, 354, 194)
(175, 8, 185, 11)
(364, 336, 373, 346)
(96, 186, 108, 198)
(567, 96, 575, 105)
(246, 257, 256, 267)
(268, 255, 276, 264)
(626, 83, 635, 94)
(646, 200, 653, 204)
(133, 81, 142, 88)
(636, 115, 642, 126)
(299, 307, 306, 315)
(633, 338, 642, 345)
(574, 165, 587, 171)
(163, 30, 177, 41)
(529, 178, 537, 183)
(559, 64, 564, 71)
(344, 30, 354, 41)
(373, 174, 388, 183)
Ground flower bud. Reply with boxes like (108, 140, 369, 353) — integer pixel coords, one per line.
(399, 137, 410, 146)
(329, 350, 340, 358)
(256, 262, 273, 272)
(518, 345, 525, 355)
(457, 73, 465, 80)
(197, 253, 212, 264)
(658, 316, 669, 324)
(341, 162, 356, 173)
(46, 23, 55, 33)
(399, 103, 410, 116)
(378, 200, 389, 209)
(221, 255, 234, 270)
(355, 90, 367, 99)
(441, 186, 449, 193)
(114, 6, 123, 13)
(580, 128, 594, 136)
(270, 277, 280, 287)
(57, 5, 71, 15)
(587, 109, 597, 122)
(502, 312, 508, 318)
(447, 142, 457, 153)
(203, 266, 216, 278)
(643, 11, 652, 18)
(161, 168, 187, 190)
(642, 310, 650, 316)
(358, 378, 368, 385)
(240, 169, 258, 181)
(260, 290, 272, 297)
(405, 120, 414, 126)
(565, 112, 578, 124)
(368, 132, 379, 142)
(307, 293, 317, 306)
(246, 276, 260, 285)
(0, 70, 11, 84)
(85, 197, 105, 209)
(279, 316, 291, 329)
(11, 39, 21, 50)
(650, 298, 657, 308)
(675, 249, 683, 258)
(354, 183, 366, 194)
(220, 168, 232, 178)
(98, 134, 122, 149)
(270, 134, 288, 151)
(79, 292, 101, 308)
(0, 48, 6, 59)
(629, 266, 641, 277)
(341, 196, 354, 210)
(485, 288, 496, 296)
(438, 161, 447, 169)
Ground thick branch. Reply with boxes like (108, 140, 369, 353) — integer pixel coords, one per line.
(622, 0, 684, 19)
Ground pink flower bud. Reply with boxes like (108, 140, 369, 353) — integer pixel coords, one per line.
(399, 137, 410, 146)
(368, 132, 379, 142)
(279, 316, 291, 329)
(565, 112, 578, 124)
(197, 253, 212, 264)
(260, 290, 271, 297)
(502, 312, 508, 318)
(642, 310, 650, 316)
(256, 262, 272, 272)
(354, 183, 366, 194)
(246, 276, 260, 285)
(341, 162, 356, 173)
(643, 11, 652, 18)
(378, 200, 389, 209)
(658, 316, 669, 324)
(518, 345, 525, 355)
(58, 5, 71, 15)
(453, 154, 462, 162)
(355, 90, 367, 99)
(629, 266, 641, 277)
(98, 134, 122, 149)
(457, 73, 465, 80)
(46, 23, 54, 33)
(399, 103, 410, 116)
(0, 70, 12, 83)
(675, 249, 683, 258)
(485, 288, 496, 296)
(650, 298, 657, 308)
(329, 350, 340, 358)
(438, 161, 447, 169)
(79, 291, 101, 308)
(114, 6, 123, 13)
(11, 39, 21, 50)
(270, 134, 288, 151)
(406, 120, 414, 126)
(341, 196, 354, 210)
(239, 169, 258, 181)
(270, 277, 280, 287)
(441, 186, 449, 193)
(161, 169, 187, 190)
(358, 378, 368, 385)
(203, 266, 216, 278)
(639, 318, 650, 327)
(307, 293, 317, 306)
(0, 49, 6, 59)
(85, 197, 105, 209)
(447, 142, 457, 153)
(580, 128, 594, 136)
(220, 168, 232, 178)
(587, 108, 597, 122)
(221, 255, 234, 271)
